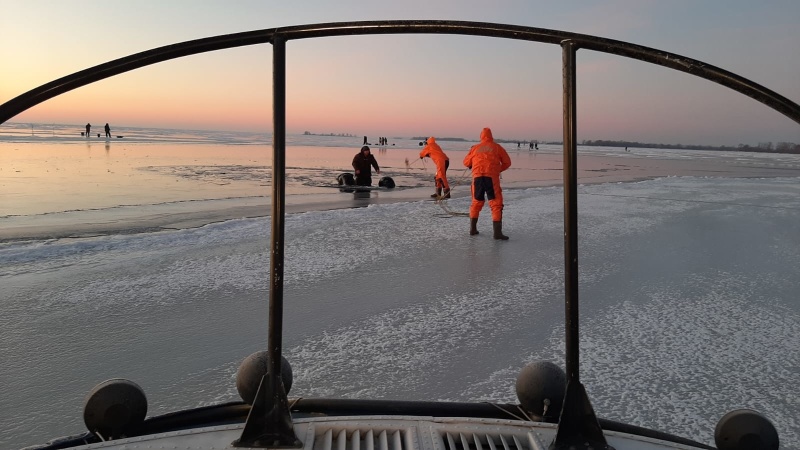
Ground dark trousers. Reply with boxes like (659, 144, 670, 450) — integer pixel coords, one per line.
(356, 175, 372, 186)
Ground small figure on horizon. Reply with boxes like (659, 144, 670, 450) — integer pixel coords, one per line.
(352, 145, 380, 186)
(419, 137, 450, 199)
(85, 123, 91, 137)
(363, 135, 368, 145)
(104, 123, 111, 138)
(463, 127, 512, 240)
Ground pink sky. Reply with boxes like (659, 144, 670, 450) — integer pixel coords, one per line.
(1, 1, 798, 146)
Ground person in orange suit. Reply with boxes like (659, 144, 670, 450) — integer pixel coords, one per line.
(419, 137, 450, 198)
(463, 127, 512, 240)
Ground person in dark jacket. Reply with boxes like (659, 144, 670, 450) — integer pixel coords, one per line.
(352, 145, 381, 186)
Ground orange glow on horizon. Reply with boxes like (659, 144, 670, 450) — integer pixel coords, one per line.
(3, 4, 798, 146)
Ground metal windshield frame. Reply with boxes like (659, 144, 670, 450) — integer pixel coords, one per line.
(2, 20, 798, 449)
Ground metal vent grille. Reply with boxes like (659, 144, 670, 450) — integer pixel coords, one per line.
(313, 427, 409, 450)
(441, 432, 529, 450)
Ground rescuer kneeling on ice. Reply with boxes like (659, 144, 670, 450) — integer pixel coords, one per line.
(463, 127, 512, 240)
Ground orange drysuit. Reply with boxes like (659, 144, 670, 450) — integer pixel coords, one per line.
(419, 137, 450, 191)
(463, 128, 511, 221)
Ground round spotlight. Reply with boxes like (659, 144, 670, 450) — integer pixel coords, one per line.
(83, 379, 147, 439)
(715, 409, 779, 450)
(515, 361, 566, 421)
(236, 352, 293, 405)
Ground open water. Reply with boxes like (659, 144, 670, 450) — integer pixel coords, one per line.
(1, 123, 799, 449)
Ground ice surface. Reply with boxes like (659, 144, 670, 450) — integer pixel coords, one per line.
(1, 176, 799, 449)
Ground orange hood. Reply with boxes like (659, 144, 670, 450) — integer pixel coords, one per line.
(480, 128, 494, 142)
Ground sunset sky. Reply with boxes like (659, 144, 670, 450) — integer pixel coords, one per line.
(1, 0, 798, 145)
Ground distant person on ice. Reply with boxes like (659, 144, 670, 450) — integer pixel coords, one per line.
(463, 127, 512, 240)
(85, 123, 91, 137)
(104, 123, 111, 138)
(419, 136, 450, 198)
(352, 145, 381, 186)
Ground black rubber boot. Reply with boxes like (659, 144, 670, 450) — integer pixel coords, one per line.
(443, 188, 451, 199)
(469, 218, 479, 236)
(430, 188, 441, 198)
(493, 221, 509, 240)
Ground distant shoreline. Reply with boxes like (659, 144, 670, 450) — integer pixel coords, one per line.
(4, 122, 798, 153)
(303, 131, 356, 137)
(411, 136, 471, 142)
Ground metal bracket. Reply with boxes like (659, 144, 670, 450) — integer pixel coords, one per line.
(233, 373, 302, 448)
(550, 381, 614, 450)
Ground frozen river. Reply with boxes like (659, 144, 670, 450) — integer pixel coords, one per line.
(2, 176, 799, 449)
(2, 127, 800, 448)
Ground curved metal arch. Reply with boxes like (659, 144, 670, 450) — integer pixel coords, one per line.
(1, 19, 799, 125)
(4, 20, 795, 450)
